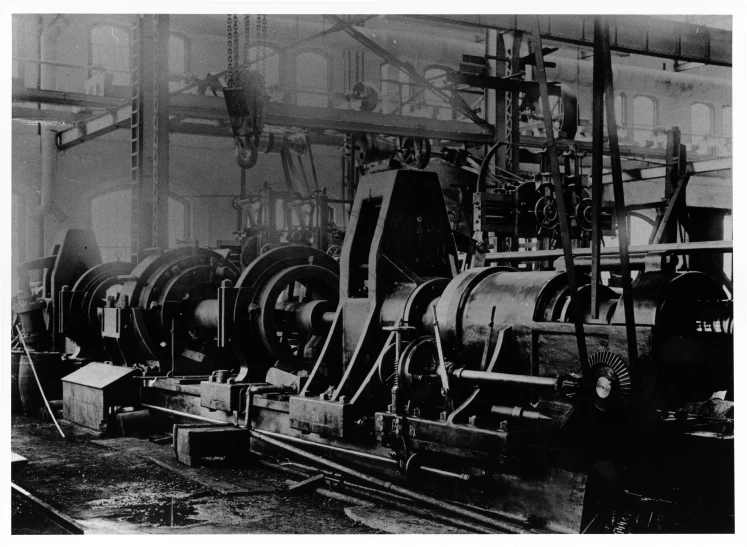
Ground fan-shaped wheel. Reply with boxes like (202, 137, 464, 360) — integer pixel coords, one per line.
(587, 351, 632, 412)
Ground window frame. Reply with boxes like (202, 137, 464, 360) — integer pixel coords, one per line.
(88, 23, 131, 83)
(294, 48, 332, 107)
(423, 64, 455, 120)
(168, 31, 191, 76)
(88, 184, 192, 262)
(690, 101, 715, 138)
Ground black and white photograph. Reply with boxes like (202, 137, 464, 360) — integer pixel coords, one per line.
(5, 4, 741, 536)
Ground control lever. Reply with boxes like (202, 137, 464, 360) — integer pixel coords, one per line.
(431, 304, 452, 407)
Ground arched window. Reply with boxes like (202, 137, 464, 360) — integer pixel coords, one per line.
(91, 189, 191, 262)
(424, 66, 453, 120)
(722, 105, 732, 138)
(380, 63, 411, 115)
(633, 95, 658, 145)
(12, 18, 19, 79)
(169, 34, 188, 76)
(615, 93, 627, 125)
(296, 51, 329, 107)
(691, 102, 714, 142)
(90, 25, 130, 86)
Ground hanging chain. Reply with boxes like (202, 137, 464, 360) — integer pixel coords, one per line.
(233, 15, 240, 85)
(261, 15, 267, 77)
(227, 14, 234, 87)
(256, 15, 262, 73)
(244, 14, 252, 67)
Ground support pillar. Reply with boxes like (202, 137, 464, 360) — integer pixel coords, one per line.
(130, 15, 170, 263)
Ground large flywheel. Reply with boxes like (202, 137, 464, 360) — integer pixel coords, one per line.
(230, 246, 339, 381)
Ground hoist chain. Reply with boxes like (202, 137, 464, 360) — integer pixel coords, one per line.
(227, 14, 234, 87)
(261, 15, 267, 77)
(233, 15, 240, 85)
(244, 14, 252, 67)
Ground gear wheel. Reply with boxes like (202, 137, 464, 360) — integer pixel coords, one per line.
(587, 351, 632, 412)
(534, 195, 560, 230)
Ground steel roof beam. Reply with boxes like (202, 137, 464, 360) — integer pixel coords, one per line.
(52, 93, 494, 149)
(400, 14, 731, 67)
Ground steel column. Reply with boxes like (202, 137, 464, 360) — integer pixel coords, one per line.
(130, 15, 170, 263)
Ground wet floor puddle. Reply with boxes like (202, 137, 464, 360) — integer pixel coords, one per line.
(122, 499, 200, 527)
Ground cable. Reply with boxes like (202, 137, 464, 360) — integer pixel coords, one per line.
(15, 325, 65, 438)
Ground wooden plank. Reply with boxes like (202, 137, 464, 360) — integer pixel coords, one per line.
(287, 473, 326, 493)
(11, 482, 85, 534)
(11, 452, 28, 478)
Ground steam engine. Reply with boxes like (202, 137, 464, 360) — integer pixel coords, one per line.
(13, 170, 733, 533)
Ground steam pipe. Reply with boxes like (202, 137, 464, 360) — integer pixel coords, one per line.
(28, 15, 68, 258)
(249, 428, 528, 533)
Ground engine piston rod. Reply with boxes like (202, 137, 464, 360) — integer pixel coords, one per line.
(450, 368, 558, 390)
(490, 405, 553, 421)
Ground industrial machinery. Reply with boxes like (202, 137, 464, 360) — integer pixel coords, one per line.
(15, 171, 733, 533)
(235, 183, 340, 266)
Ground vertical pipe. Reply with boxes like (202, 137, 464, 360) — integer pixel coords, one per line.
(600, 21, 637, 366)
(27, 16, 66, 261)
(531, 17, 588, 371)
(590, 19, 605, 319)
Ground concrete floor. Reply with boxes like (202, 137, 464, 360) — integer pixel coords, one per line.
(11, 415, 376, 534)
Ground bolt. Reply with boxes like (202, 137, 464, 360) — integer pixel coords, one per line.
(468, 415, 481, 427)
(439, 411, 448, 422)
(499, 420, 508, 431)
(319, 393, 327, 401)
(412, 407, 421, 417)
(338, 395, 347, 404)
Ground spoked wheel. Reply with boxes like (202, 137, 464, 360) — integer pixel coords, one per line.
(256, 264, 338, 361)
(231, 246, 340, 381)
(397, 137, 431, 170)
(534, 195, 560, 230)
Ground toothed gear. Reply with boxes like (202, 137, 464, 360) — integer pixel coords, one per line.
(587, 351, 632, 412)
